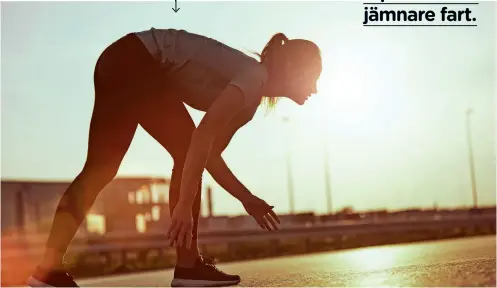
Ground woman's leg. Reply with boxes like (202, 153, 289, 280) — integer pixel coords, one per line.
(137, 93, 202, 268)
(39, 33, 157, 273)
(41, 91, 138, 270)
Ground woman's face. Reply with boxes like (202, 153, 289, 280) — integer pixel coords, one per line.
(275, 59, 322, 105)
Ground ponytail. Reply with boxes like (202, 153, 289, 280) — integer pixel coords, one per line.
(256, 33, 289, 113)
(259, 33, 288, 64)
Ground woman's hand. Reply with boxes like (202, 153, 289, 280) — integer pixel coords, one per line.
(241, 194, 281, 231)
(167, 203, 194, 249)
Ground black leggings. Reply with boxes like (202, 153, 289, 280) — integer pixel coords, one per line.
(46, 33, 202, 252)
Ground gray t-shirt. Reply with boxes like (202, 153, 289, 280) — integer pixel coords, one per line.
(135, 28, 268, 111)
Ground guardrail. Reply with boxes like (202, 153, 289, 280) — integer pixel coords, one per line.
(3, 214, 495, 260)
(1, 214, 495, 286)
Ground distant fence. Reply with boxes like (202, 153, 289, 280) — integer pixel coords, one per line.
(1, 213, 495, 286)
(3, 214, 495, 259)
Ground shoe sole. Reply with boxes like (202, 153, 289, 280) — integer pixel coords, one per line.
(171, 278, 240, 287)
(27, 276, 55, 287)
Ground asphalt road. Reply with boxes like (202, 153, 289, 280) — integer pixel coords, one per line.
(79, 235, 496, 287)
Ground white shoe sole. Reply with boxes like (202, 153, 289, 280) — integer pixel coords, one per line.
(171, 278, 240, 287)
(27, 276, 55, 287)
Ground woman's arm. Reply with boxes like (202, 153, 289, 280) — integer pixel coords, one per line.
(176, 85, 247, 208)
(206, 155, 253, 201)
(168, 64, 268, 248)
(205, 104, 257, 202)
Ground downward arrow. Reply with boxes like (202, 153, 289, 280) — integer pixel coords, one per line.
(172, 0, 180, 12)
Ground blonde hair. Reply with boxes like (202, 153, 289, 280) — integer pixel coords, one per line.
(259, 96, 279, 113)
(253, 33, 288, 113)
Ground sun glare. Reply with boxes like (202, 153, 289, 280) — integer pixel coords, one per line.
(297, 49, 396, 142)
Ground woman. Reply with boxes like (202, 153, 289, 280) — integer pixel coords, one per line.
(27, 27, 322, 287)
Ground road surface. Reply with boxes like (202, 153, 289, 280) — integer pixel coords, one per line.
(80, 235, 496, 287)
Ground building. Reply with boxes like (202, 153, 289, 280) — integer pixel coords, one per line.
(1, 177, 171, 236)
(1, 180, 71, 235)
(102, 177, 172, 234)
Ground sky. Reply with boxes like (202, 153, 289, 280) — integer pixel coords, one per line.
(1, 1, 496, 216)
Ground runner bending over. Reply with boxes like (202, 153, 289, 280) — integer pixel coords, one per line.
(28, 27, 322, 287)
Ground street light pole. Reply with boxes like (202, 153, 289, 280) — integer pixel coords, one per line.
(323, 135, 332, 214)
(286, 148, 295, 214)
(281, 116, 295, 214)
(465, 109, 478, 208)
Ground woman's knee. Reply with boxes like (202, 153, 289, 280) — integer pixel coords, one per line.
(57, 162, 120, 221)
(80, 160, 120, 187)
